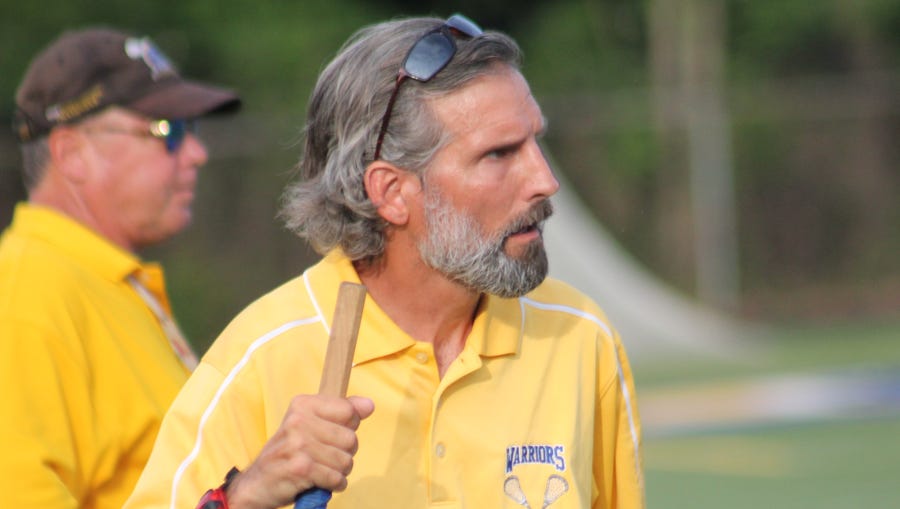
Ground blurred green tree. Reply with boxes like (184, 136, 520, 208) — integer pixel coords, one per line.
(2, 0, 899, 349)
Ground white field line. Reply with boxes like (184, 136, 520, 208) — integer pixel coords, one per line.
(639, 368, 900, 437)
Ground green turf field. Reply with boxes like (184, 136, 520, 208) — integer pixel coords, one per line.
(635, 320, 900, 508)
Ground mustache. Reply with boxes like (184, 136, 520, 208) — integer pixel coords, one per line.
(503, 199, 554, 238)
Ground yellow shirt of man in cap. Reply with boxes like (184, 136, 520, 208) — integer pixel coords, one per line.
(0, 28, 240, 509)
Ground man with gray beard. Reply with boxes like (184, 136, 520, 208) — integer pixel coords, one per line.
(126, 14, 644, 509)
(419, 182, 554, 299)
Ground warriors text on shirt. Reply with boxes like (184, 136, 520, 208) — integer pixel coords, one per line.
(505, 444, 566, 474)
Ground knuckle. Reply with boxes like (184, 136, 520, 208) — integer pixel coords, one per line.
(326, 469, 349, 492)
(342, 457, 355, 476)
(288, 452, 315, 478)
(334, 427, 357, 450)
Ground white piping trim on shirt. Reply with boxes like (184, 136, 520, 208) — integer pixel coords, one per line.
(168, 294, 641, 506)
(169, 317, 322, 509)
(303, 271, 330, 336)
(518, 296, 643, 484)
(614, 344, 644, 487)
(519, 297, 613, 337)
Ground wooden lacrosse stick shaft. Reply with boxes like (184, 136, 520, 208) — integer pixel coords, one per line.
(318, 282, 367, 397)
(295, 282, 367, 509)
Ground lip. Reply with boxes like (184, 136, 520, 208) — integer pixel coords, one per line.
(174, 188, 195, 204)
(507, 224, 541, 242)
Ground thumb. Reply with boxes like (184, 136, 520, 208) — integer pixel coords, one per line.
(348, 396, 375, 420)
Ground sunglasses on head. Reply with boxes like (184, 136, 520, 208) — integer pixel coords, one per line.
(372, 14, 483, 161)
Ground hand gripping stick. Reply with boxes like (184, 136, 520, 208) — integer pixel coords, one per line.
(294, 282, 367, 509)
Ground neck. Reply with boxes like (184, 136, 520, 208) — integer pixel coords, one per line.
(30, 179, 134, 253)
(356, 249, 480, 378)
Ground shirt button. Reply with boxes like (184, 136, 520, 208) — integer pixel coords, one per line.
(415, 351, 429, 364)
(435, 443, 446, 458)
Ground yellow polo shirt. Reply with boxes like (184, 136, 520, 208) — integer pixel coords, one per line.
(126, 250, 644, 509)
(0, 204, 191, 509)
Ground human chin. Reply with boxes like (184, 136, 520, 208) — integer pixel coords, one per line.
(161, 203, 194, 238)
(501, 238, 549, 285)
(454, 221, 549, 298)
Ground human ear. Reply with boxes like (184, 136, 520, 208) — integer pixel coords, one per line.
(363, 161, 420, 226)
(47, 126, 91, 184)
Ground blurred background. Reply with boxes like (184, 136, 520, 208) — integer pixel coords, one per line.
(2, 0, 898, 507)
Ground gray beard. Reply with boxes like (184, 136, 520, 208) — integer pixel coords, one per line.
(417, 187, 552, 298)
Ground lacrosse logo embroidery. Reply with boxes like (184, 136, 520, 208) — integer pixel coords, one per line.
(503, 444, 569, 507)
(504, 475, 569, 508)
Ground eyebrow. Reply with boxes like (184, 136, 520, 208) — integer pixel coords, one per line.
(481, 125, 543, 159)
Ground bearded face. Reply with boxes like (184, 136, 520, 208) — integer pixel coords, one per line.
(417, 185, 553, 298)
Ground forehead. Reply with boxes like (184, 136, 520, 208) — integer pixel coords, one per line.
(427, 66, 544, 147)
(79, 106, 148, 127)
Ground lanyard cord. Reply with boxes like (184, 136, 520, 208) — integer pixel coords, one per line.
(127, 275, 198, 370)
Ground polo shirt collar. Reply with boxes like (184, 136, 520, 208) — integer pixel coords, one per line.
(469, 293, 522, 357)
(305, 250, 522, 366)
(12, 203, 142, 283)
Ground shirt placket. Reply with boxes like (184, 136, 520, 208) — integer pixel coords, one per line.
(427, 346, 483, 508)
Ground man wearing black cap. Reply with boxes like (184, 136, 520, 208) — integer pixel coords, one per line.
(0, 28, 240, 509)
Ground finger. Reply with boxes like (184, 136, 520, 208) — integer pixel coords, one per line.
(309, 394, 358, 422)
(348, 396, 375, 421)
(292, 448, 352, 491)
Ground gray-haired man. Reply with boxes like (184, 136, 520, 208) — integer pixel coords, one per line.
(126, 15, 643, 509)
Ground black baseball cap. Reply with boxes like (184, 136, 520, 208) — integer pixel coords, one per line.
(14, 27, 241, 142)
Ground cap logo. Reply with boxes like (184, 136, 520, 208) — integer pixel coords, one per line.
(124, 37, 176, 80)
(45, 84, 104, 122)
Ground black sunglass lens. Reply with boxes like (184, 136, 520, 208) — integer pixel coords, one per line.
(165, 120, 188, 153)
(403, 32, 456, 81)
(373, 14, 482, 161)
(445, 14, 483, 37)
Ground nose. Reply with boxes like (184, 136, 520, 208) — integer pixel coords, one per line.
(178, 132, 209, 167)
(525, 140, 559, 200)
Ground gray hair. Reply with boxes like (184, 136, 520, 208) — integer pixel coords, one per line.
(20, 137, 50, 191)
(280, 16, 522, 263)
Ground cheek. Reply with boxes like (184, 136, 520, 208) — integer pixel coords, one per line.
(470, 191, 514, 229)
(89, 167, 135, 207)
(137, 161, 180, 191)
(118, 166, 181, 216)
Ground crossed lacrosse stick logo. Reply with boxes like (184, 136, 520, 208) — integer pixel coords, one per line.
(503, 475, 569, 508)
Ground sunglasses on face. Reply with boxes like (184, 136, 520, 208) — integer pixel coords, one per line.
(85, 118, 196, 153)
(372, 14, 483, 161)
(147, 119, 196, 153)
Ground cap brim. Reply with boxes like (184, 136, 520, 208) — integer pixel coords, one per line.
(128, 79, 241, 120)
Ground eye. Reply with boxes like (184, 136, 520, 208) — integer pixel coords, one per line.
(485, 144, 518, 160)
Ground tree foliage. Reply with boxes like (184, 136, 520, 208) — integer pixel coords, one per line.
(2, 0, 898, 348)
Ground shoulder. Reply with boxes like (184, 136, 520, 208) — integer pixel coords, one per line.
(1, 222, 76, 285)
(519, 276, 614, 338)
(201, 273, 325, 369)
(522, 279, 635, 395)
(0, 228, 93, 334)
